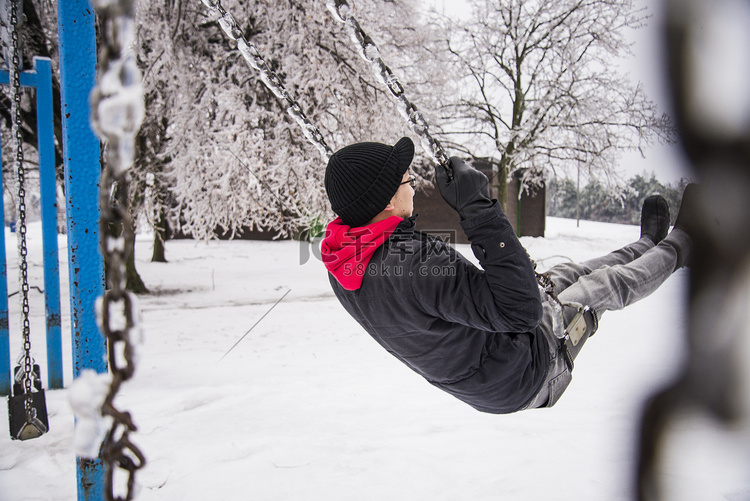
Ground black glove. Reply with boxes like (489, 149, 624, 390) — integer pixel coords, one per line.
(435, 157, 494, 220)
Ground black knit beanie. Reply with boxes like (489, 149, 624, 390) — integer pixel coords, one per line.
(325, 137, 415, 227)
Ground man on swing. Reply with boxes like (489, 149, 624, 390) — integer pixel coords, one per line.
(320, 137, 694, 413)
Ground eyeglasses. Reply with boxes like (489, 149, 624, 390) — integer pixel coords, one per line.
(400, 176, 417, 188)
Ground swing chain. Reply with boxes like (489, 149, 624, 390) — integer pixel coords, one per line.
(8, 0, 36, 428)
(531, 259, 562, 308)
(89, 0, 145, 498)
(326, 0, 451, 171)
(200, 0, 333, 160)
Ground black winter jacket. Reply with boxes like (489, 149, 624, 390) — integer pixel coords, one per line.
(327, 203, 549, 414)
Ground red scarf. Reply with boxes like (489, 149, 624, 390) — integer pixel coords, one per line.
(320, 216, 402, 291)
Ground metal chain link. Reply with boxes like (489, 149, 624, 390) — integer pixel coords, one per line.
(89, 0, 146, 498)
(8, 0, 36, 427)
(325, 0, 451, 171)
(200, 0, 449, 169)
(325, 1, 564, 293)
(202, 1, 554, 298)
(200, 0, 333, 160)
(323, 2, 583, 298)
(532, 260, 561, 307)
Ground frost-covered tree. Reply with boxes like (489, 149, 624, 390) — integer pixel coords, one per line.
(134, 0, 428, 241)
(429, 0, 674, 202)
(0, 0, 65, 218)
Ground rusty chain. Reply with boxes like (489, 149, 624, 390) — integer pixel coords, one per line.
(200, 0, 333, 160)
(89, 0, 146, 498)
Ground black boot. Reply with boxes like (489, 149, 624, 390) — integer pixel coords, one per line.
(674, 184, 700, 236)
(670, 184, 700, 269)
(640, 195, 670, 244)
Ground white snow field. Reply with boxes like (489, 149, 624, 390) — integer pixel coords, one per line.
(1, 217, 749, 501)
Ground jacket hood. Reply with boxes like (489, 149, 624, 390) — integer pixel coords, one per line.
(321, 216, 403, 291)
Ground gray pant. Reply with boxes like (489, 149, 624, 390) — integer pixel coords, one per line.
(525, 229, 692, 409)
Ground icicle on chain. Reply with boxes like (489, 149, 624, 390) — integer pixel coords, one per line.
(8, 0, 36, 428)
(200, 0, 333, 160)
(325, 0, 451, 170)
(89, 0, 145, 499)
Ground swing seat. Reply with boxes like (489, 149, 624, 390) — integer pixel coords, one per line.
(8, 388, 49, 440)
(8, 364, 50, 440)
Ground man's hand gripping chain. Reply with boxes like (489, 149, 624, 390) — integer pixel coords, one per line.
(437, 158, 599, 371)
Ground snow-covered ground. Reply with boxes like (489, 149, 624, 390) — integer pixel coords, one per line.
(1, 217, 749, 500)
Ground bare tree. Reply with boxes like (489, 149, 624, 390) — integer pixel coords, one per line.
(431, 0, 674, 203)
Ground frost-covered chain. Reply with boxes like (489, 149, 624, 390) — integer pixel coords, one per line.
(8, 0, 36, 428)
(532, 260, 562, 308)
(200, 0, 333, 160)
(89, 0, 146, 499)
(325, 0, 451, 172)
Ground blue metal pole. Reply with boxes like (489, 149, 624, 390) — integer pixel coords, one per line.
(34, 57, 64, 390)
(0, 141, 8, 396)
(57, 1, 106, 499)
(0, 68, 38, 86)
(0, 60, 64, 392)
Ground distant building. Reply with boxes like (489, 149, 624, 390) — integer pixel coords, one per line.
(415, 160, 545, 243)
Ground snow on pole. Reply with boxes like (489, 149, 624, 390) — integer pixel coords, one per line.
(69, 370, 112, 458)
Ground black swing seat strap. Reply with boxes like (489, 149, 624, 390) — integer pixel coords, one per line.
(7, 364, 50, 440)
(8, 389, 49, 440)
(560, 305, 599, 371)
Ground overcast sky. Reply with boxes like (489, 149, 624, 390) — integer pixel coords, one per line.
(423, 0, 471, 19)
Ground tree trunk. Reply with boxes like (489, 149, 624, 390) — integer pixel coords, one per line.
(104, 184, 149, 294)
(496, 155, 510, 212)
(123, 206, 148, 293)
(104, 224, 149, 294)
(151, 209, 168, 263)
(125, 237, 149, 294)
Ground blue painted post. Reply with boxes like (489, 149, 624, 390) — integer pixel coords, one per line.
(0, 58, 63, 392)
(34, 57, 64, 390)
(57, 1, 107, 499)
(0, 142, 8, 396)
